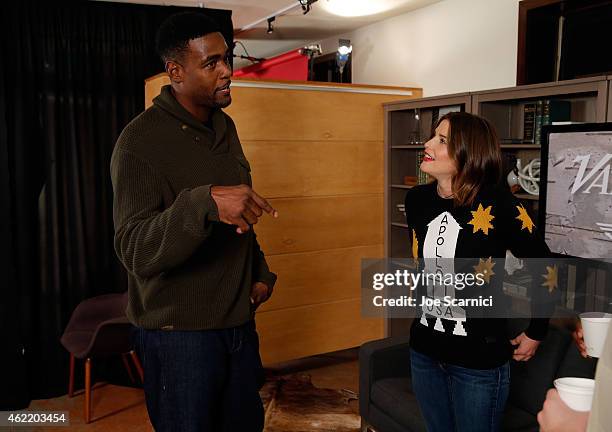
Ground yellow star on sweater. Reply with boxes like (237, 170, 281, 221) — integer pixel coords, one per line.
(412, 229, 419, 259)
(542, 265, 558, 292)
(516, 205, 535, 233)
(468, 204, 495, 235)
(473, 257, 496, 284)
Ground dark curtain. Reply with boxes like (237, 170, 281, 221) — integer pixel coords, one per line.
(0, 0, 232, 408)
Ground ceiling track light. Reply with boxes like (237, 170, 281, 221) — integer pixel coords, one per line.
(299, 0, 317, 15)
(237, 0, 318, 34)
(267, 16, 275, 34)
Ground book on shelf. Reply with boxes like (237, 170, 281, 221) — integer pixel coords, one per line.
(545, 99, 571, 123)
(534, 100, 543, 145)
(535, 99, 571, 144)
(542, 100, 550, 132)
(523, 103, 536, 143)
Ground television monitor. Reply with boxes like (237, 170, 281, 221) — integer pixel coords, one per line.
(540, 123, 612, 259)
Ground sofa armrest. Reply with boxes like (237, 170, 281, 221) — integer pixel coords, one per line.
(359, 336, 411, 419)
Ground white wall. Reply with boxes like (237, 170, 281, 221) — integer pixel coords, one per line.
(319, 0, 520, 97)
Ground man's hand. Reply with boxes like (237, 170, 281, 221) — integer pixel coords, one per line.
(211, 185, 278, 234)
(572, 321, 588, 358)
(537, 389, 589, 432)
(510, 332, 540, 361)
(250, 282, 272, 308)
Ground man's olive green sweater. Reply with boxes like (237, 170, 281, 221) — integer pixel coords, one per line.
(110, 85, 276, 330)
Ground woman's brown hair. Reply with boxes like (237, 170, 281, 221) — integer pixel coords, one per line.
(433, 111, 502, 207)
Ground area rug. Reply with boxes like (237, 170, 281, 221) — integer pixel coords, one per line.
(260, 373, 360, 432)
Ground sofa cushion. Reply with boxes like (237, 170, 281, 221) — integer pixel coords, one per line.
(371, 378, 426, 431)
(509, 327, 571, 415)
(501, 405, 538, 432)
(368, 404, 426, 432)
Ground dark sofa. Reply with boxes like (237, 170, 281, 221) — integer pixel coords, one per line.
(359, 325, 597, 432)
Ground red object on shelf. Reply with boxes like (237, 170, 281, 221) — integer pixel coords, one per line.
(233, 49, 309, 81)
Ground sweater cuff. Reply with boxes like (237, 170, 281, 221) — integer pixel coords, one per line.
(256, 271, 277, 291)
(193, 184, 219, 221)
(525, 318, 549, 341)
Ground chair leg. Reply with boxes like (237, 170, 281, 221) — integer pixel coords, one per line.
(85, 358, 92, 424)
(360, 418, 371, 432)
(129, 350, 144, 383)
(68, 353, 75, 398)
(121, 353, 136, 383)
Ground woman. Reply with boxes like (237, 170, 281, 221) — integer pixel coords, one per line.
(404, 112, 552, 431)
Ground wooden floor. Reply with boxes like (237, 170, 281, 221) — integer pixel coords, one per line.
(28, 349, 360, 431)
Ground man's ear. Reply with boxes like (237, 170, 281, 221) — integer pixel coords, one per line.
(166, 60, 183, 84)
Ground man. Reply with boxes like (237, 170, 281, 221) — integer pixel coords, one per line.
(110, 12, 277, 431)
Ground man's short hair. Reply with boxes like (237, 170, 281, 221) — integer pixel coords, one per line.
(155, 12, 223, 63)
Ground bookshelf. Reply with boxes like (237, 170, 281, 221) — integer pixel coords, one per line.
(384, 93, 472, 260)
(385, 76, 608, 258)
(472, 76, 608, 223)
(383, 77, 610, 337)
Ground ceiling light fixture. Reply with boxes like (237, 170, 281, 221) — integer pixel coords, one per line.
(266, 17, 275, 34)
(238, 0, 318, 34)
(320, 0, 400, 17)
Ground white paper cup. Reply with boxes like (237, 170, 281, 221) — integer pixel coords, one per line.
(580, 312, 612, 358)
(554, 377, 595, 412)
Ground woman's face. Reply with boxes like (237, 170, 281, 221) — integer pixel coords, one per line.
(421, 119, 458, 180)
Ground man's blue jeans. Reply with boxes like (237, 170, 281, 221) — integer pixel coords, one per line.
(135, 320, 265, 432)
(410, 348, 510, 432)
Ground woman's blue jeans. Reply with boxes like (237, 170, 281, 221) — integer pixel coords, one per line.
(410, 348, 510, 432)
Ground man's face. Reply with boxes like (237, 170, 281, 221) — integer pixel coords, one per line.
(174, 32, 232, 109)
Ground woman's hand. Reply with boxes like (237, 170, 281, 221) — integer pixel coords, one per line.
(509, 332, 540, 361)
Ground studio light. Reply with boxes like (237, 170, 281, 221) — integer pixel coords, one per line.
(298, 0, 317, 15)
(301, 44, 323, 81)
(301, 43, 322, 57)
(336, 38, 352, 82)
